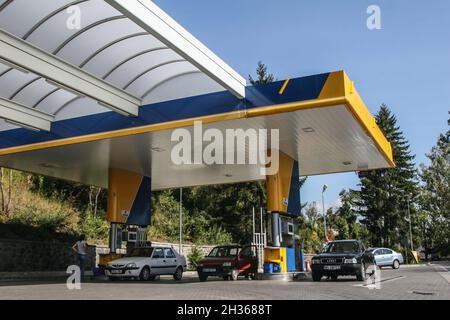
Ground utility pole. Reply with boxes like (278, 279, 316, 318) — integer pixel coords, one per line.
(179, 187, 183, 254)
(407, 197, 413, 252)
(322, 184, 328, 241)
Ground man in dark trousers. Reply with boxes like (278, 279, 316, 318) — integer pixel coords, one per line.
(72, 235, 89, 281)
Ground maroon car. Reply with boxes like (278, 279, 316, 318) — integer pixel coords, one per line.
(197, 245, 258, 281)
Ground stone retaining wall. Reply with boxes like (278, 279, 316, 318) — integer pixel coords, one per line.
(0, 238, 314, 274)
(0, 238, 95, 272)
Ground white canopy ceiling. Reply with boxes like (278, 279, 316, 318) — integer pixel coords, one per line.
(0, 0, 246, 130)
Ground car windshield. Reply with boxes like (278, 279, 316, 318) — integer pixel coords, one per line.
(208, 246, 239, 257)
(129, 248, 154, 257)
(323, 242, 360, 254)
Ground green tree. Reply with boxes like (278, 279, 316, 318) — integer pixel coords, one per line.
(149, 190, 183, 242)
(188, 245, 204, 270)
(249, 61, 275, 85)
(324, 190, 370, 245)
(30, 174, 107, 215)
(356, 105, 419, 248)
(0, 168, 13, 217)
(298, 203, 324, 253)
(183, 182, 266, 244)
(335, 190, 359, 239)
(419, 129, 450, 255)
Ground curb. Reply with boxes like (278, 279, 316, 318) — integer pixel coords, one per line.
(0, 271, 93, 282)
(400, 264, 430, 268)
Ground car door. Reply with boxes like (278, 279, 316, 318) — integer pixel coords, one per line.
(238, 246, 257, 273)
(150, 248, 165, 274)
(164, 248, 178, 274)
(373, 249, 383, 266)
(383, 249, 394, 265)
(380, 249, 392, 266)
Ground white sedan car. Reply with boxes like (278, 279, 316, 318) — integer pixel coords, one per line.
(105, 246, 187, 281)
(369, 247, 404, 269)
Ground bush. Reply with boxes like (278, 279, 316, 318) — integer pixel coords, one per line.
(206, 225, 233, 245)
(10, 200, 77, 234)
(79, 211, 110, 243)
(148, 191, 182, 242)
(188, 245, 204, 270)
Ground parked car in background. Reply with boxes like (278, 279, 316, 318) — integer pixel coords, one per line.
(105, 246, 187, 281)
(368, 248, 404, 269)
(429, 253, 441, 261)
(197, 245, 258, 281)
(311, 240, 374, 281)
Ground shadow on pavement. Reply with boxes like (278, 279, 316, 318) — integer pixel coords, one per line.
(0, 275, 257, 287)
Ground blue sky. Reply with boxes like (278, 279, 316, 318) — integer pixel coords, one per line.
(154, 0, 450, 212)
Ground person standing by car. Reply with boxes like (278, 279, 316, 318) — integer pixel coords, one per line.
(72, 235, 89, 281)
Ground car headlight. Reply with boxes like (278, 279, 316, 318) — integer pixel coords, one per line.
(344, 258, 358, 264)
(223, 262, 232, 267)
(311, 259, 321, 265)
(126, 263, 137, 268)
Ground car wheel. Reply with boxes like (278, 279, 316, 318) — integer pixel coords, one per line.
(230, 269, 239, 281)
(312, 272, 322, 282)
(223, 276, 229, 281)
(392, 260, 400, 270)
(199, 275, 208, 282)
(331, 275, 338, 281)
(139, 266, 151, 281)
(173, 267, 183, 281)
(356, 263, 367, 281)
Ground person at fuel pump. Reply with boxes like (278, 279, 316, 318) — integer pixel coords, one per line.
(72, 235, 90, 281)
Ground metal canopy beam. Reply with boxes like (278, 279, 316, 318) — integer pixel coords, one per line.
(0, 28, 141, 116)
(105, 0, 247, 99)
(0, 97, 54, 131)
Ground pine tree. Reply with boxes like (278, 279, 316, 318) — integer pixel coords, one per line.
(419, 126, 450, 255)
(356, 105, 419, 248)
(249, 61, 275, 85)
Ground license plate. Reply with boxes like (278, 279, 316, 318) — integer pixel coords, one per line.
(324, 265, 341, 270)
(111, 270, 123, 274)
(203, 268, 216, 273)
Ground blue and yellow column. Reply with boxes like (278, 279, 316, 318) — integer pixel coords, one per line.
(106, 168, 151, 253)
(265, 151, 301, 273)
(266, 151, 301, 216)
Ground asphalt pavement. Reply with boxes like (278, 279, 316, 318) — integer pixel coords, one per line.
(0, 262, 448, 300)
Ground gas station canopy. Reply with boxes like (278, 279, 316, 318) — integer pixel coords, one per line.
(0, 0, 395, 190)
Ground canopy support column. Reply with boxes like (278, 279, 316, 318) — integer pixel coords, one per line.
(106, 168, 152, 253)
(265, 151, 301, 273)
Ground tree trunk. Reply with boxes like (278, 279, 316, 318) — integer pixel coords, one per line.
(0, 168, 5, 213)
(93, 187, 101, 219)
(6, 169, 12, 216)
(88, 186, 94, 215)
